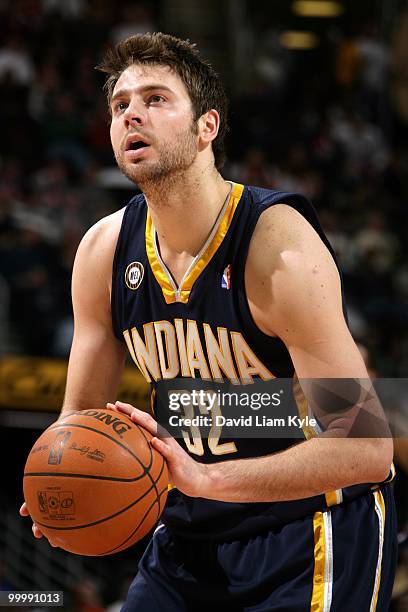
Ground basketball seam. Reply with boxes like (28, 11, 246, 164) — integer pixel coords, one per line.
(34, 457, 167, 532)
(96, 485, 169, 556)
(24, 471, 149, 483)
(135, 422, 159, 506)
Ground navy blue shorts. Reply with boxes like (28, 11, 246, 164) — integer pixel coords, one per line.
(121, 484, 397, 611)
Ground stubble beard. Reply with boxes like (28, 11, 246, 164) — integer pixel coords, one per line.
(115, 122, 199, 198)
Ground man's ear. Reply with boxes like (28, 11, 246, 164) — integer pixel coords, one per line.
(198, 109, 220, 145)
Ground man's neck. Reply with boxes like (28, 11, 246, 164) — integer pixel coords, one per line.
(142, 165, 231, 257)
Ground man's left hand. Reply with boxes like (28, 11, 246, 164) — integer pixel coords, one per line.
(107, 401, 210, 498)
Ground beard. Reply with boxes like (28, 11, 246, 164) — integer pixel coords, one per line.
(115, 121, 198, 194)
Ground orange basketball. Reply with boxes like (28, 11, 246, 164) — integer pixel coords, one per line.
(23, 408, 168, 556)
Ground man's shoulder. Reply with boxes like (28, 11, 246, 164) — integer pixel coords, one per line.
(252, 202, 314, 248)
(246, 200, 336, 286)
(76, 204, 137, 274)
(243, 183, 305, 209)
(238, 184, 322, 251)
(83, 192, 144, 246)
(82, 207, 127, 250)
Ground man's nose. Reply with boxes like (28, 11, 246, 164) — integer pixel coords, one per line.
(124, 102, 146, 127)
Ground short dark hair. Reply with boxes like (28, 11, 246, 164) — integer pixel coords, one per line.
(97, 32, 228, 169)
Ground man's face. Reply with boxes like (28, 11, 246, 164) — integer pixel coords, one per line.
(110, 64, 199, 186)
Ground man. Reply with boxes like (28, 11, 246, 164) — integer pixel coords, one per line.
(21, 33, 396, 610)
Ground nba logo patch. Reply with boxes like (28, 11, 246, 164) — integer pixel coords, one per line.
(125, 261, 144, 290)
(221, 264, 231, 289)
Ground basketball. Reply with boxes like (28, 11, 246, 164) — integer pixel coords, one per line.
(23, 409, 168, 556)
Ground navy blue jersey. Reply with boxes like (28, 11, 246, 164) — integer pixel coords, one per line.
(111, 182, 393, 539)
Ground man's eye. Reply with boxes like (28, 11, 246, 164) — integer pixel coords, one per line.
(147, 95, 165, 104)
(115, 102, 128, 112)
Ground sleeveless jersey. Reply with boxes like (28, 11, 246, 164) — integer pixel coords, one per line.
(111, 182, 393, 540)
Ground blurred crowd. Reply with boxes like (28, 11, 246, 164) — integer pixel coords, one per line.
(0, 1, 407, 378)
(0, 0, 408, 609)
(0, 0, 158, 356)
(226, 10, 408, 379)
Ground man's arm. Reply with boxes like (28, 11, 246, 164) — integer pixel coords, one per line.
(61, 211, 127, 414)
(115, 204, 392, 502)
(21, 210, 127, 534)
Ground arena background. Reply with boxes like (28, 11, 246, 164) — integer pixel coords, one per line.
(0, 0, 407, 609)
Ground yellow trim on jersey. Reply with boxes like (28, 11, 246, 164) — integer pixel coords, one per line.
(150, 388, 156, 416)
(385, 462, 396, 483)
(370, 489, 386, 612)
(145, 214, 176, 304)
(311, 510, 333, 611)
(145, 183, 245, 304)
(311, 511, 326, 611)
(325, 488, 343, 507)
(177, 183, 244, 302)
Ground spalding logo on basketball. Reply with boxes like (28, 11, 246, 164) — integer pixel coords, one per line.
(125, 261, 144, 290)
(23, 409, 168, 556)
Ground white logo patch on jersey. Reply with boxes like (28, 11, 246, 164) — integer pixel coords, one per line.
(125, 261, 144, 290)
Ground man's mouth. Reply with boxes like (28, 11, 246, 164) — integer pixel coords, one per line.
(125, 134, 151, 152)
(128, 140, 150, 151)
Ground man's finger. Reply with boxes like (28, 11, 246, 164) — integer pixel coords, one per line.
(150, 437, 173, 459)
(110, 401, 170, 439)
(116, 401, 153, 423)
(106, 402, 121, 413)
(32, 524, 43, 539)
(111, 401, 137, 418)
(20, 503, 29, 516)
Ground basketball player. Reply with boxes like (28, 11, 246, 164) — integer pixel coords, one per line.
(21, 33, 397, 610)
